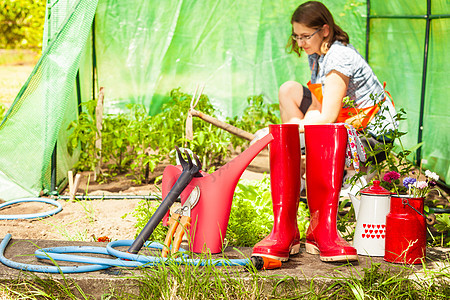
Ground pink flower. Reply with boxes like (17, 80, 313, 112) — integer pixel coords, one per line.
(413, 181, 428, 189)
(383, 171, 400, 183)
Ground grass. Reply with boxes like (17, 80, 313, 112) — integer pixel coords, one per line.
(40, 217, 90, 241)
(0, 258, 449, 299)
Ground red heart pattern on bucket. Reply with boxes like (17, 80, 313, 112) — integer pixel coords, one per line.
(361, 224, 386, 239)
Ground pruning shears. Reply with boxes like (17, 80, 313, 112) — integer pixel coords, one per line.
(127, 146, 202, 254)
(162, 185, 200, 257)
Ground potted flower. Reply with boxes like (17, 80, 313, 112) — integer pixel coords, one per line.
(382, 170, 440, 265)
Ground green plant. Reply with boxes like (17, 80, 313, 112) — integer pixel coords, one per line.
(227, 177, 310, 247)
(337, 198, 356, 240)
(77, 200, 96, 224)
(3, 258, 450, 299)
(151, 88, 232, 171)
(433, 214, 450, 247)
(122, 195, 168, 243)
(342, 95, 425, 194)
(226, 177, 274, 246)
(67, 88, 239, 181)
(0, 0, 46, 49)
(227, 94, 280, 149)
(101, 104, 160, 183)
(124, 104, 160, 184)
(67, 99, 99, 172)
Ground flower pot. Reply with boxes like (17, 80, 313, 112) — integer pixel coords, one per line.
(384, 195, 426, 264)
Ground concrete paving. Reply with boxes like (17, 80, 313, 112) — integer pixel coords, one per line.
(1, 236, 449, 298)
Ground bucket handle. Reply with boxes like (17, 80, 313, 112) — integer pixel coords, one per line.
(401, 198, 436, 225)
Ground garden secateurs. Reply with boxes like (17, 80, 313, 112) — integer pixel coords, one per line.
(162, 185, 200, 257)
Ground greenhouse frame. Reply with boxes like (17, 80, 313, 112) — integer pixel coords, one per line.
(0, 0, 448, 200)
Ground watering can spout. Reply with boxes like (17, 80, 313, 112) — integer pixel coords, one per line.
(348, 193, 360, 220)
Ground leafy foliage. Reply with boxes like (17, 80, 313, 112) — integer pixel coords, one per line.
(67, 100, 99, 172)
(343, 95, 420, 194)
(151, 88, 231, 170)
(226, 177, 274, 246)
(67, 89, 277, 183)
(122, 196, 168, 243)
(0, 0, 46, 49)
(433, 213, 450, 247)
(227, 95, 280, 149)
(226, 177, 309, 247)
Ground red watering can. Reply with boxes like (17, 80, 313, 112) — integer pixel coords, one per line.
(161, 134, 273, 254)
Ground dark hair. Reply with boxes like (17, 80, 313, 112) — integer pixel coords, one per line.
(287, 1, 349, 56)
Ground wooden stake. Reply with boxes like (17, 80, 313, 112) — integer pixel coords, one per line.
(94, 87, 105, 181)
(189, 108, 255, 141)
(68, 171, 74, 195)
(70, 174, 81, 201)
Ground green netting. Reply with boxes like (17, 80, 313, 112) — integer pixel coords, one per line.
(422, 17, 449, 181)
(0, 0, 448, 201)
(0, 0, 98, 200)
(93, 0, 366, 116)
(369, 0, 450, 183)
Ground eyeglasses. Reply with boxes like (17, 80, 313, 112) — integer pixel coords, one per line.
(291, 27, 322, 43)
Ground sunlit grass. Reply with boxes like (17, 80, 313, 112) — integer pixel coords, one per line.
(1, 256, 449, 299)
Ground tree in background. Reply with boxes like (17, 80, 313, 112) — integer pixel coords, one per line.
(0, 0, 46, 49)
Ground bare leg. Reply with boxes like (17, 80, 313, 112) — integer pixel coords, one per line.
(279, 81, 323, 187)
(279, 81, 322, 124)
(279, 81, 305, 123)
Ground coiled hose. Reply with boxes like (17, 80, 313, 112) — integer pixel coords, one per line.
(0, 198, 62, 220)
(0, 234, 250, 273)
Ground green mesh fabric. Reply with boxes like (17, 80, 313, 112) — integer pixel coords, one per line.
(369, 0, 449, 183)
(0, 0, 98, 200)
(92, 0, 366, 116)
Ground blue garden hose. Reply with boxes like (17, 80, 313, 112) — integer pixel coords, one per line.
(0, 198, 62, 220)
(0, 234, 109, 273)
(107, 239, 251, 267)
(0, 234, 251, 273)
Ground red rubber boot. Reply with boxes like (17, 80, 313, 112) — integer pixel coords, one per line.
(304, 124, 358, 262)
(252, 124, 301, 261)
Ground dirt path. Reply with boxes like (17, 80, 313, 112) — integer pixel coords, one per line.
(0, 198, 142, 241)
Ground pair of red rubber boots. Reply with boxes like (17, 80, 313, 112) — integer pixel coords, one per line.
(252, 124, 357, 262)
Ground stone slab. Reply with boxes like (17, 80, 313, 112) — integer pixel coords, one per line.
(0, 237, 449, 298)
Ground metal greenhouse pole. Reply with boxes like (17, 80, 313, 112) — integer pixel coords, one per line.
(365, 0, 450, 167)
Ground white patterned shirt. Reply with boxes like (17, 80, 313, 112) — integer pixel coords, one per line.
(308, 41, 397, 136)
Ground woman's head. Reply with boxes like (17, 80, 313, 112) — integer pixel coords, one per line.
(287, 1, 349, 56)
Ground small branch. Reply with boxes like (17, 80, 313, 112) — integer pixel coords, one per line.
(189, 108, 255, 141)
